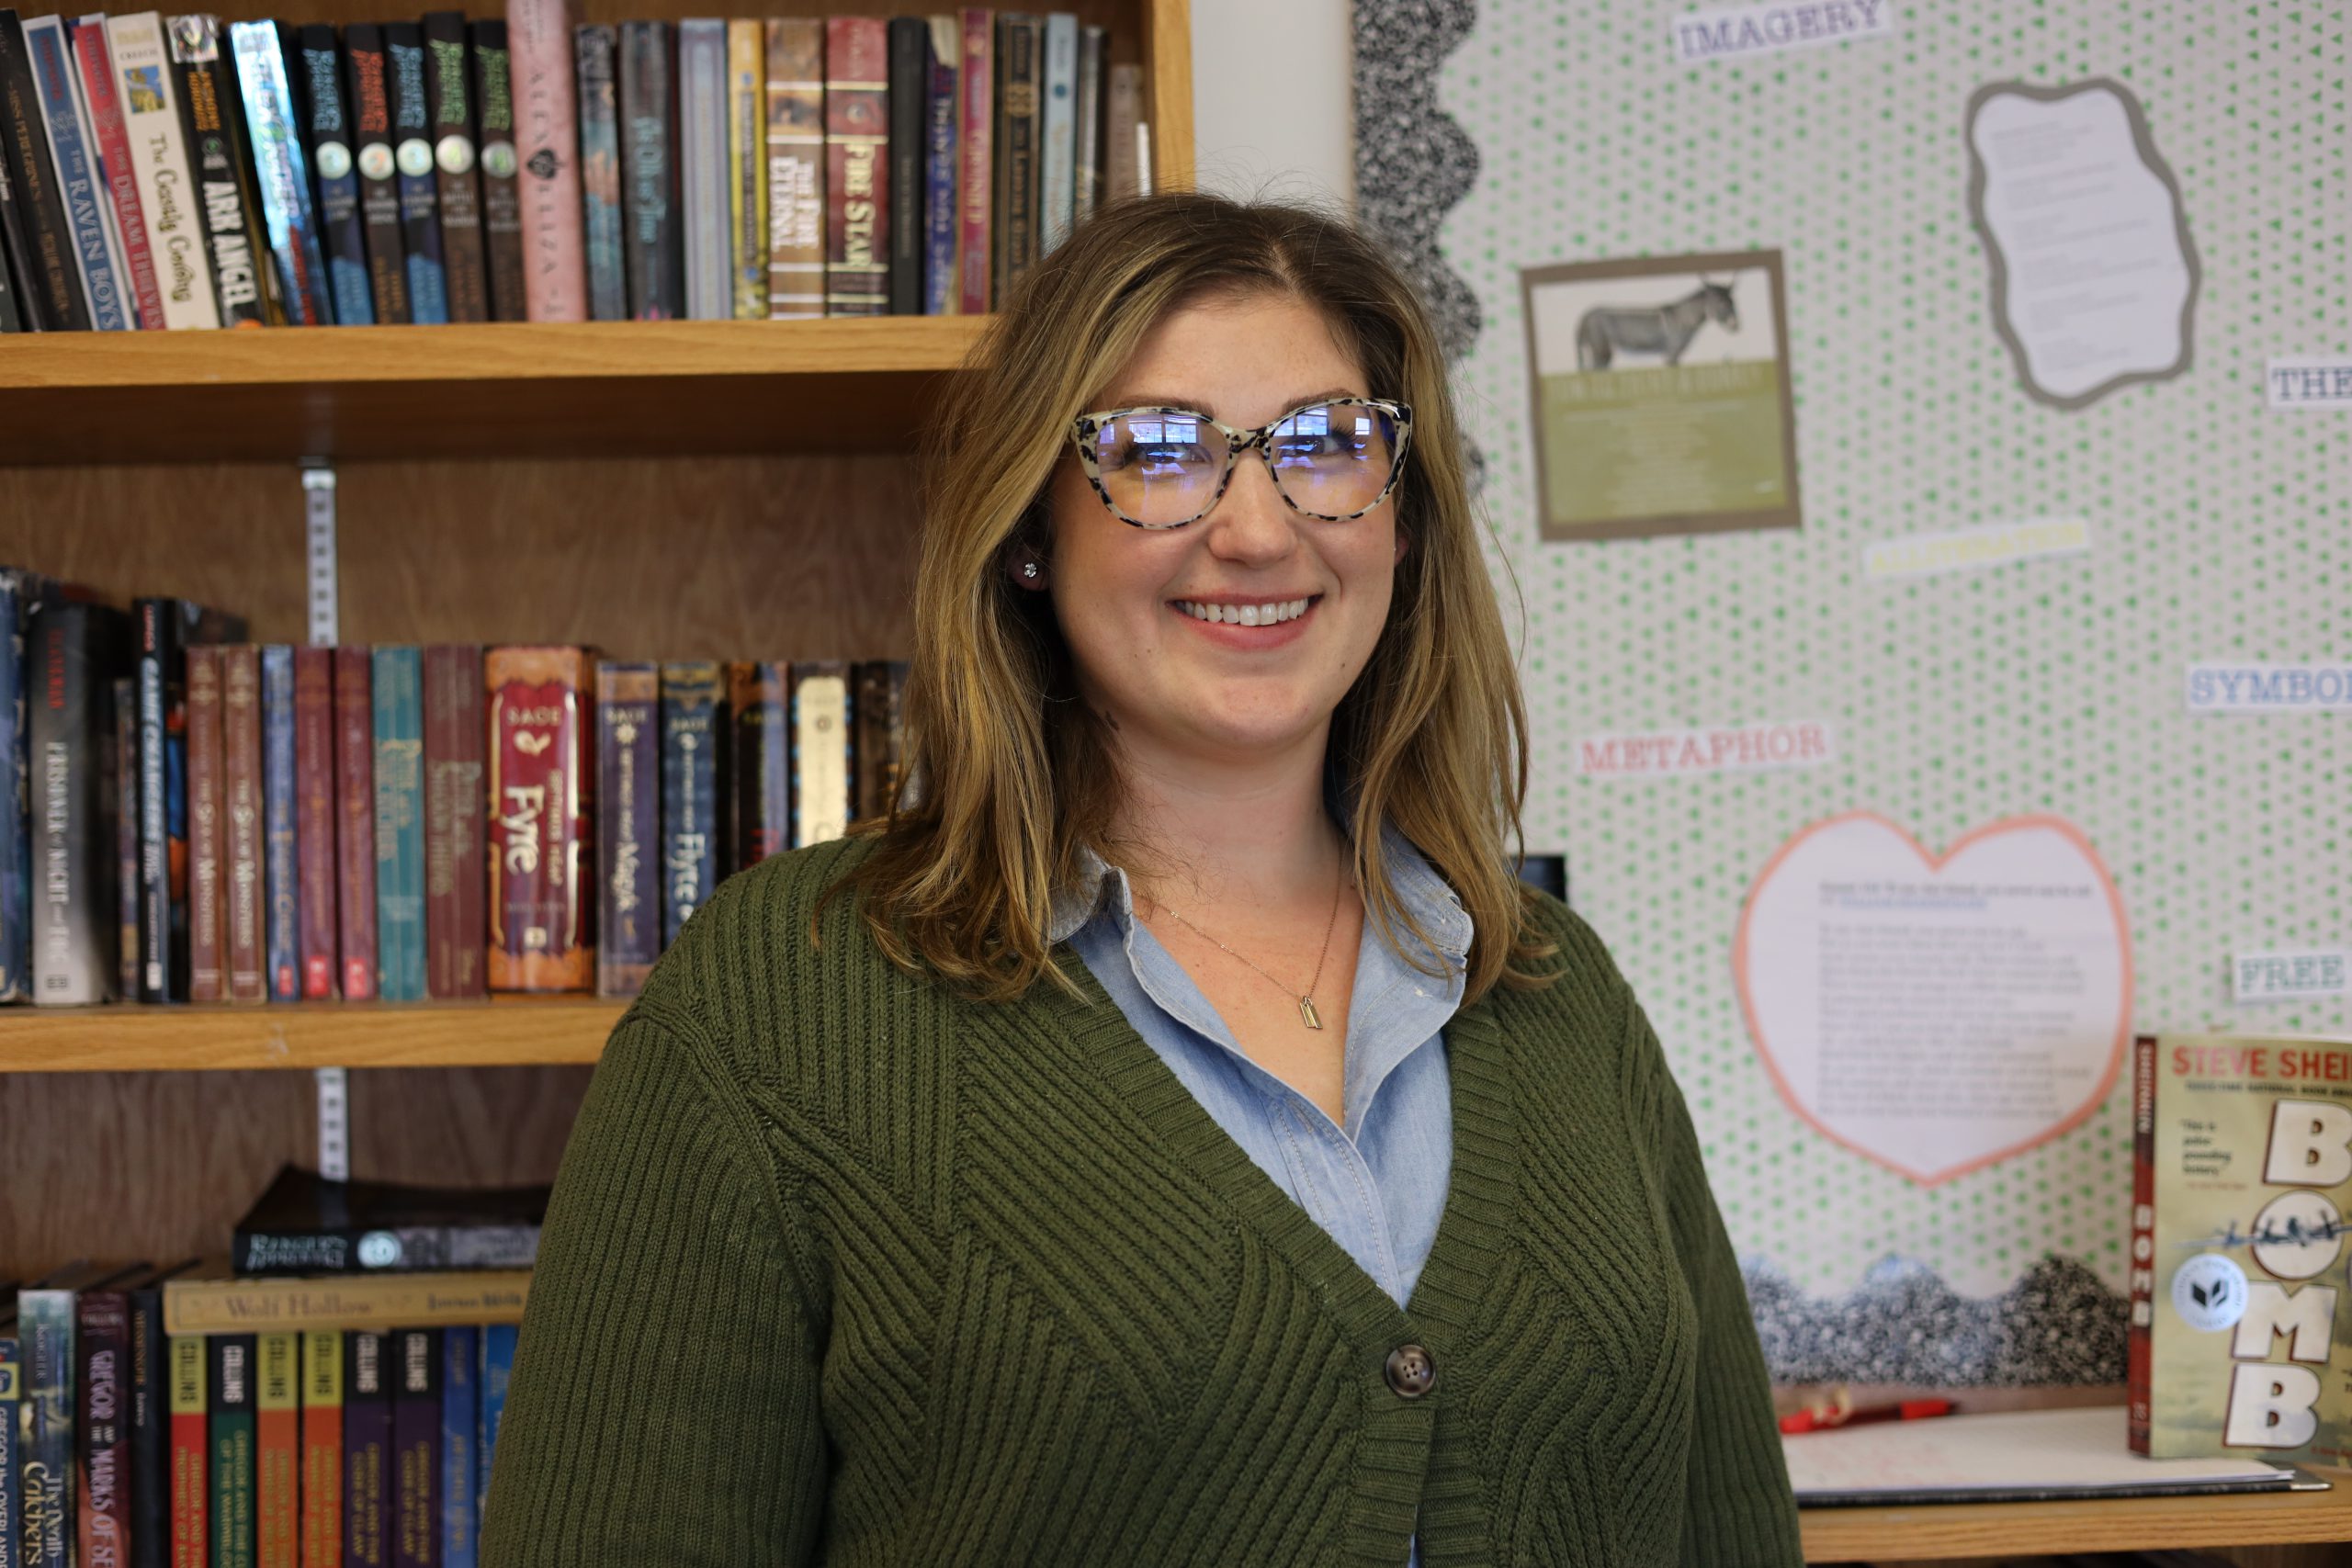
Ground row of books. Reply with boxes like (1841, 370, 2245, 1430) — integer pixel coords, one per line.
(4, 577, 909, 1005)
(0, 3, 1142, 332)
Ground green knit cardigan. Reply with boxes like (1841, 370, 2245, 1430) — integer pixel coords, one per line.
(479, 838, 1803, 1566)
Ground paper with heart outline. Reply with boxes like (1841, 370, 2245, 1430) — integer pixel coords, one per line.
(1735, 812, 2132, 1185)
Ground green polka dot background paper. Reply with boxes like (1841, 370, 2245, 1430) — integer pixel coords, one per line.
(1423, 1, 2347, 1359)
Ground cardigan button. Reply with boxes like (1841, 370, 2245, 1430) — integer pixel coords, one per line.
(1385, 1343, 1436, 1398)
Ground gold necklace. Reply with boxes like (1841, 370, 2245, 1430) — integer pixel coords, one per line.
(1141, 857, 1348, 1031)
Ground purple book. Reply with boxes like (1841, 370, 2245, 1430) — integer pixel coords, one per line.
(391, 1329, 440, 1568)
(344, 1333, 393, 1568)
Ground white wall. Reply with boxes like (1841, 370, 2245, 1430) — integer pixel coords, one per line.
(1187, 0, 1355, 210)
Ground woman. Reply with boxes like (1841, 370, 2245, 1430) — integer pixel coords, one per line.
(481, 194, 1801, 1567)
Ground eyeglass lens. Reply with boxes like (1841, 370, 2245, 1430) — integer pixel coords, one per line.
(1094, 403, 1400, 525)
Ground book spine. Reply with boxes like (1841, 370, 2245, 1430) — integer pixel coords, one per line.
(0, 168, 27, 331)
(1072, 24, 1102, 226)
(486, 647, 594, 992)
(371, 646, 425, 1002)
(659, 660, 724, 945)
(851, 659, 908, 825)
(168, 14, 271, 327)
(253, 1335, 297, 1568)
(790, 661, 854, 848)
(571, 23, 621, 321)
(1036, 13, 1074, 255)
(0, 1337, 19, 1568)
(113, 676, 137, 998)
(342, 25, 410, 323)
(437, 1328, 475, 1568)
(132, 601, 175, 1000)
(760, 17, 821, 319)
(725, 660, 786, 872)
(423, 10, 487, 321)
(24, 16, 125, 327)
(168, 1337, 205, 1568)
(390, 1331, 438, 1568)
(334, 646, 377, 999)
(725, 17, 763, 319)
(594, 661, 658, 998)
(18, 1290, 74, 1568)
(74, 1292, 130, 1568)
(956, 8, 989, 316)
(676, 17, 727, 321)
(2128, 1031, 2157, 1456)
(885, 16, 923, 315)
(293, 647, 336, 998)
(228, 21, 333, 325)
(295, 25, 373, 324)
(1103, 61, 1140, 202)
(823, 17, 887, 318)
(262, 645, 298, 999)
(0, 562, 34, 1001)
(165, 1275, 530, 1339)
(300, 1332, 343, 1568)
(73, 14, 160, 325)
(473, 1326, 514, 1523)
(343, 1334, 388, 1568)
(222, 644, 266, 1003)
(922, 17, 956, 315)
(208, 1336, 255, 1568)
(991, 15, 1037, 302)
(29, 603, 126, 1005)
(505, 0, 584, 322)
(469, 21, 526, 321)
(422, 644, 485, 999)
(0, 9, 90, 329)
(186, 643, 224, 1001)
(385, 26, 447, 324)
(113, 12, 220, 326)
(616, 20, 678, 320)
(126, 1285, 168, 1568)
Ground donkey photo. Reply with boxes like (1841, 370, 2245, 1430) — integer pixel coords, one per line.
(1575, 278, 1741, 369)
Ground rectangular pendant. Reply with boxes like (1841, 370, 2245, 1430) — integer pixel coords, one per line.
(1298, 995, 1322, 1031)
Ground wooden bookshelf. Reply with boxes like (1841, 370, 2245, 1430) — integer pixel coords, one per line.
(0, 998, 622, 1072)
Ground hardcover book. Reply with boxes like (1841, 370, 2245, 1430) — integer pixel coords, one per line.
(27, 599, 124, 1005)
(421, 9, 487, 321)
(105, 11, 215, 327)
(885, 15, 923, 315)
(759, 16, 821, 318)
(114, 675, 137, 998)
(227, 19, 333, 324)
(1072, 24, 1103, 225)
(384, 23, 447, 323)
(791, 660, 854, 849)
(726, 660, 786, 872)
(137, 598, 247, 1004)
(342, 22, 410, 323)
(438, 1327, 476, 1568)
(1036, 11, 1075, 255)
(23, 14, 129, 328)
(990, 13, 1038, 303)
(300, 1330, 343, 1568)
(922, 15, 957, 315)
(725, 16, 763, 319)
(208, 1334, 256, 1568)
(187, 643, 224, 1001)
(594, 660, 658, 998)
(295, 23, 373, 324)
(1103, 60, 1140, 202)
(164, 1271, 529, 1337)
(261, 645, 299, 999)
(571, 21, 621, 320)
(955, 8, 989, 316)
(659, 660, 724, 944)
(822, 15, 887, 317)
(69, 16, 164, 327)
(333, 645, 377, 999)
(370, 645, 425, 1002)
(166, 14, 271, 326)
(0, 7, 92, 329)
(423, 643, 485, 999)
(506, 0, 585, 321)
(343, 1333, 390, 1568)
(486, 645, 594, 992)
(390, 1331, 438, 1568)
(674, 16, 727, 320)
(469, 19, 526, 320)
(851, 658, 908, 825)
(293, 645, 337, 998)
(615, 19, 679, 320)
(168, 1335, 206, 1568)
(74, 1286, 131, 1568)
(254, 1334, 299, 1568)
(221, 643, 266, 1003)
(234, 1165, 547, 1277)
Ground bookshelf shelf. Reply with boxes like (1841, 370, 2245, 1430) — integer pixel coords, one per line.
(0, 997, 623, 1072)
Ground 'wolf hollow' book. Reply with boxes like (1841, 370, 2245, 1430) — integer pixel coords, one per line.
(2132, 1032, 2352, 1465)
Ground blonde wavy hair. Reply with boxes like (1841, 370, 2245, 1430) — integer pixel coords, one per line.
(837, 192, 1551, 1003)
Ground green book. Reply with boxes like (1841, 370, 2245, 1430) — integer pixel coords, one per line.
(371, 647, 427, 1001)
(210, 1333, 259, 1568)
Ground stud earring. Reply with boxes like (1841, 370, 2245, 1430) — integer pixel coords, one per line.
(1022, 561, 1040, 580)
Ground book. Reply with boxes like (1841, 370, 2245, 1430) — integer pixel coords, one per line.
(885, 15, 923, 315)
(922, 15, 956, 315)
(134, 599, 238, 1002)
(292, 644, 336, 1001)
(294, 24, 373, 325)
(370, 645, 424, 1002)
(1072, 24, 1102, 224)
(70, 15, 163, 327)
(186, 643, 223, 1000)
(593, 660, 658, 998)
(759, 16, 821, 318)
(261, 646, 299, 999)
(126, 1265, 187, 1568)
(390, 1331, 438, 1568)
(74, 1285, 131, 1568)
(504, 0, 583, 322)
(341, 23, 410, 323)
(0, 7, 91, 329)
(108, 11, 218, 327)
(990, 13, 1037, 304)
(344, 1333, 390, 1568)
(437, 1327, 475, 1568)
(852, 659, 908, 824)
(822, 16, 887, 317)
(209, 1334, 256, 1568)
(383, 24, 447, 324)
(300, 1330, 342, 1568)
(955, 7, 989, 315)
(227, 20, 332, 325)
(113, 674, 137, 998)
(167, 14, 271, 326)
(571, 21, 620, 320)
(23, 14, 128, 328)
(28, 600, 125, 1005)
(22, 1263, 140, 1568)
(2132, 1032, 2352, 1464)
(675, 16, 726, 320)
(486, 646, 593, 992)
(469, 20, 525, 320)
(163, 1270, 531, 1338)
(422, 644, 485, 999)
(659, 660, 724, 944)
(724, 17, 763, 319)
(0, 1335, 18, 1568)
(726, 660, 786, 871)
(791, 660, 853, 849)
(333, 646, 376, 999)
(473, 1325, 514, 1523)
(1103, 60, 1140, 202)
(422, 10, 486, 321)
(168, 1336, 206, 1568)
(1036, 12, 1074, 255)
(616, 19, 678, 320)
(222, 644, 266, 1003)
(254, 1333, 298, 1568)
(233, 1166, 546, 1276)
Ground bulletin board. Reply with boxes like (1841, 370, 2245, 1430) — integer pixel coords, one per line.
(1357, 0, 2348, 1384)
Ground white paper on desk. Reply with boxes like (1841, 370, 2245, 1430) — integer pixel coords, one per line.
(1781, 1405, 2287, 1498)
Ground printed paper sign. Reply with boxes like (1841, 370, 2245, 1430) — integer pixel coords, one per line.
(1577, 721, 1832, 780)
(1670, 0, 1896, 63)
(1865, 518, 2089, 581)
(1966, 79, 2199, 409)
(2267, 358, 2352, 411)
(2233, 951, 2350, 1003)
(1735, 812, 2132, 1185)
(2186, 664, 2352, 715)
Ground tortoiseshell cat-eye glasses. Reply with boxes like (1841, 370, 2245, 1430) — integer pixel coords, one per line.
(1069, 398, 1413, 530)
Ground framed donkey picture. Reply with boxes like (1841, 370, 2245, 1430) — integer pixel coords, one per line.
(1521, 249, 1802, 541)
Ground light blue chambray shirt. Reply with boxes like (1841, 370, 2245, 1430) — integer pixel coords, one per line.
(1047, 828, 1473, 1567)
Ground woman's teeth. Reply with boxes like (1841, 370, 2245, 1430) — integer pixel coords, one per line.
(1173, 598, 1311, 626)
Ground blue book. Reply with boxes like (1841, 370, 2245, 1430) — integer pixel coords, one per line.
(21, 17, 129, 329)
(0, 1336, 23, 1568)
(262, 646, 300, 1000)
(594, 662, 661, 998)
(659, 661, 724, 946)
(228, 20, 334, 324)
(385, 24, 448, 323)
(439, 1326, 477, 1568)
(475, 1325, 515, 1526)
(922, 17, 957, 314)
(573, 24, 624, 321)
(371, 646, 425, 1001)
(294, 25, 374, 323)
(0, 569, 62, 1003)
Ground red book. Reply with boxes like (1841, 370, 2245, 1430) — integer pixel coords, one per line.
(334, 648, 378, 1000)
(170, 1336, 207, 1568)
(423, 644, 487, 998)
(70, 18, 163, 328)
(956, 7, 991, 315)
(508, 0, 588, 321)
(823, 16, 888, 317)
(222, 645, 266, 1003)
(294, 647, 338, 998)
(486, 646, 594, 992)
(187, 645, 226, 1002)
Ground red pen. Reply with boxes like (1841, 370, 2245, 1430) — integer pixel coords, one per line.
(1779, 1397, 1956, 1436)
